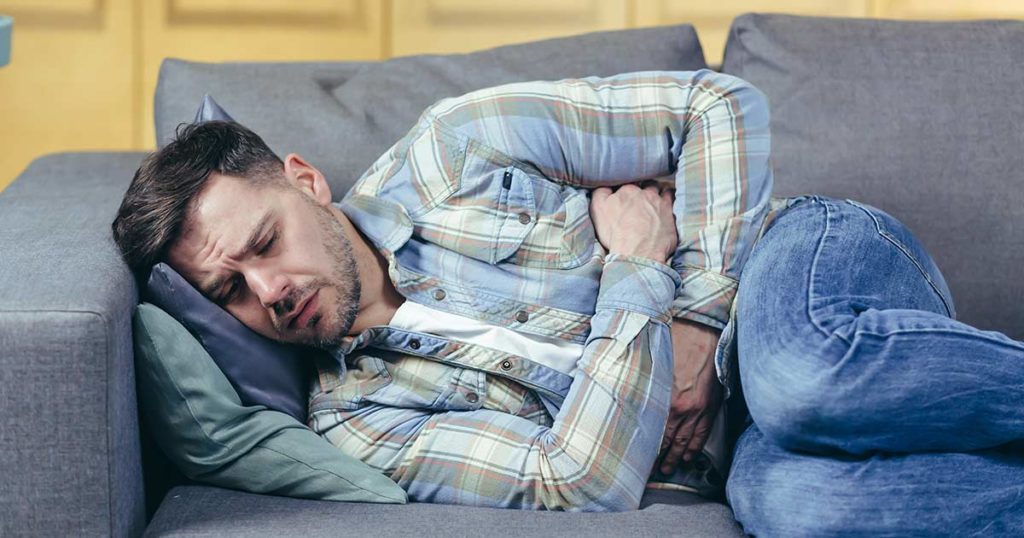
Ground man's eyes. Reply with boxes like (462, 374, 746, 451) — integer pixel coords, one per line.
(257, 231, 277, 256)
(221, 275, 243, 304)
(219, 230, 277, 304)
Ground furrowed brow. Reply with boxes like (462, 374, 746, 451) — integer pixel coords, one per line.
(199, 211, 273, 300)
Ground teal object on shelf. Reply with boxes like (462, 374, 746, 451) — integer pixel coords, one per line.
(0, 16, 11, 68)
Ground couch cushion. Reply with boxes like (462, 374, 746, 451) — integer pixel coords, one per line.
(154, 24, 707, 201)
(132, 304, 407, 504)
(144, 485, 744, 537)
(721, 13, 1024, 339)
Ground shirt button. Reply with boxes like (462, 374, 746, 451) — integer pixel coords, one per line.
(518, 212, 531, 225)
(515, 310, 529, 323)
(465, 392, 479, 404)
(500, 359, 513, 371)
(409, 338, 421, 350)
(432, 288, 446, 301)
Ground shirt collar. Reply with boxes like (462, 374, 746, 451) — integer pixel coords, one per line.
(329, 325, 389, 362)
(335, 193, 413, 254)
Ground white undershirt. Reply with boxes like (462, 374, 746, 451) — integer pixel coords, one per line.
(388, 300, 584, 376)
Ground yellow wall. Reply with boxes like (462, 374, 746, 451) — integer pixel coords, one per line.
(1, 0, 1022, 192)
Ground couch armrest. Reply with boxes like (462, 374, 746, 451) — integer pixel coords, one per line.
(0, 152, 148, 537)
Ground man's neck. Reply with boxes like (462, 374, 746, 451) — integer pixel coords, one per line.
(336, 206, 405, 335)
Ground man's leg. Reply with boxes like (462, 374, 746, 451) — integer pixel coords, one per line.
(726, 423, 1024, 536)
(736, 194, 1024, 455)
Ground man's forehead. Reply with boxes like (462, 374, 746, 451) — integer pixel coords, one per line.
(169, 174, 273, 282)
(188, 173, 265, 228)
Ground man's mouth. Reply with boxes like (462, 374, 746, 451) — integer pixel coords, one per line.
(287, 290, 319, 330)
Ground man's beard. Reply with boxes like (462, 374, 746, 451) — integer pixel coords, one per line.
(272, 200, 361, 350)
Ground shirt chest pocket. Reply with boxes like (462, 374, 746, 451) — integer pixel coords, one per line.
(311, 354, 393, 412)
(365, 351, 529, 415)
(312, 346, 534, 416)
(413, 154, 597, 270)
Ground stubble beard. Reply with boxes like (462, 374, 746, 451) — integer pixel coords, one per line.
(277, 199, 361, 350)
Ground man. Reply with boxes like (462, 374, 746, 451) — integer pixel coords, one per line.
(112, 68, 1023, 530)
(114, 68, 766, 510)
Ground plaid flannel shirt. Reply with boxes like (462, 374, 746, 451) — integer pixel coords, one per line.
(309, 69, 801, 511)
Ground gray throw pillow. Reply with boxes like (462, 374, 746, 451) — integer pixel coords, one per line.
(132, 303, 407, 503)
(193, 93, 233, 123)
(144, 262, 315, 424)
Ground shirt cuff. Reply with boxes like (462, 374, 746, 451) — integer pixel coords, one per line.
(668, 265, 739, 331)
(597, 253, 683, 325)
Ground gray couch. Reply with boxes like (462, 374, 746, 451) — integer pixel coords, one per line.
(2, 12, 1022, 537)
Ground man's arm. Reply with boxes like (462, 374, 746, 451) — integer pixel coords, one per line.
(315, 252, 680, 511)
(660, 318, 722, 473)
(319, 255, 679, 510)
(422, 70, 771, 471)
(424, 68, 774, 334)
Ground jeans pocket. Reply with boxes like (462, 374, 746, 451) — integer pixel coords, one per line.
(843, 198, 956, 319)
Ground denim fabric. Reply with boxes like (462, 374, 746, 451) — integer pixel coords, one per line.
(725, 195, 1024, 535)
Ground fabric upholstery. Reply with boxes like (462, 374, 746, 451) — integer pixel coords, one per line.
(721, 13, 1024, 340)
(0, 153, 148, 537)
(193, 93, 233, 123)
(144, 486, 745, 537)
(154, 24, 707, 200)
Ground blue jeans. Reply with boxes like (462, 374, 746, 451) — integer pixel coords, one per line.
(725, 195, 1024, 536)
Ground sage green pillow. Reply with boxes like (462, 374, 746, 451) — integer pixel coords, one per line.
(132, 303, 407, 503)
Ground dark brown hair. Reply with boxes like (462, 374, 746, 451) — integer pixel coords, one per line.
(111, 120, 284, 277)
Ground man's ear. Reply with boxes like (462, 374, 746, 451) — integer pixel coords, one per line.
(282, 153, 333, 206)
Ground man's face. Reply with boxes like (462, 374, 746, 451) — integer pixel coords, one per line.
(167, 167, 361, 350)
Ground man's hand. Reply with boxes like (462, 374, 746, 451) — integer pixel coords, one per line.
(658, 318, 723, 474)
(589, 182, 722, 473)
(589, 183, 676, 263)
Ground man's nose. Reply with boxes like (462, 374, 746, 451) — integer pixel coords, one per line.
(246, 265, 289, 309)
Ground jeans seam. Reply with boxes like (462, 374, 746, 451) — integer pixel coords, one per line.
(808, 197, 853, 346)
(851, 327, 1024, 350)
(845, 199, 955, 319)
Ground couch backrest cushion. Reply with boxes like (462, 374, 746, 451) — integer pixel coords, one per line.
(155, 24, 707, 200)
(721, 13, 1024, 339)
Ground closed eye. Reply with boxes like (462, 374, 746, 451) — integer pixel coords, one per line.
(221, 274, 243, 304)
(257, 232, 276, 256)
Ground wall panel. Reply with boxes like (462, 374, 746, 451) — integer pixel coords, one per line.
(0, 0, 136, 191)
(635, 0, 870, 66)
(390, 0, 629, 56)
(874, 0, 1024, 19)
(138, 0, 383, 147)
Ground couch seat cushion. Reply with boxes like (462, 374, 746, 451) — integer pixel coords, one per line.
(144, 485, 745, 537)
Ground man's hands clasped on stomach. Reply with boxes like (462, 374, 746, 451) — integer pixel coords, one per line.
(588, 182, 677, 263)
(588, 181, 726, 479)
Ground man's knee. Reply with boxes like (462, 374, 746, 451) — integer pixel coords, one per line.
(738, 341, 850, 451)
(727, 426, 864, 537)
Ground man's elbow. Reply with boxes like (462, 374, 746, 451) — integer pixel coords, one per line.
(544, 472, 644, 512)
